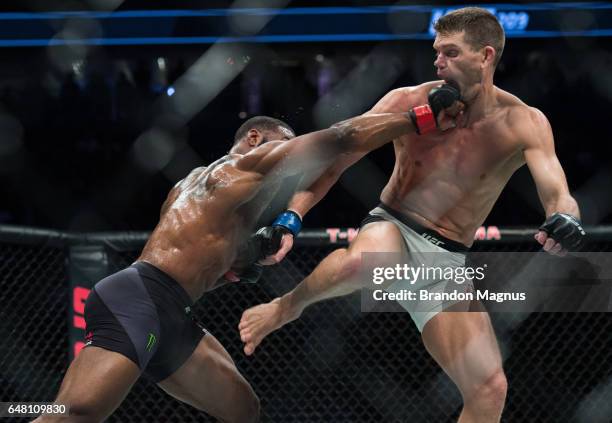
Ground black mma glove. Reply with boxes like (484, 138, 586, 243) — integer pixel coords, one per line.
(539, 213, 586, 251)
(238, 211, 303, 283)
(236, 225, 286, 284)
(236, 263, 264, 284)
(409, 83, 461, 135)
(246, 226, 286, 262)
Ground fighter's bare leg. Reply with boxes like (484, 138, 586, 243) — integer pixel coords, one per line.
(157, 334, 260, 423)
(34, 346, 141, 422)
(239, 221, 405, 355)
(422, 311, 507, 423)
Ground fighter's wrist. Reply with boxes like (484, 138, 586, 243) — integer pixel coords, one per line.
(409, 104, 436, 135)
(273, 210, 302, 236)
(286, 209, 303, 222)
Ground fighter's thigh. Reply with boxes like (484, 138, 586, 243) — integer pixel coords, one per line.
(348, 220, 407, 254)
(340, 221, 408, 285)
(421, 311, 503, 399)
(157, 334, 258, 418)
(37, 346, 140, 422)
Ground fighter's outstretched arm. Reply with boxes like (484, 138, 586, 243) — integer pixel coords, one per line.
(229, 110, 417, 267)
(521, 107, 583, 254)
(284, 87, 421, 218)
(235, 112, 416, 179)
(258, 88, 426, 264)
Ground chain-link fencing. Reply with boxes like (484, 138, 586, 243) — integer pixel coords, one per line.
(1, 225, 611, 422)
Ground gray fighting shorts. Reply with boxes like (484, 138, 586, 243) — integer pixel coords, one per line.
(360, 203, 473, 332)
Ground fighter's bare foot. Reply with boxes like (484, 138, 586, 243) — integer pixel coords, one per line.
(239, 297, 296, 355)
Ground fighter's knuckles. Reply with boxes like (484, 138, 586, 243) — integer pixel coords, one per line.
(539, 213, 586, 252)
(543, 238, 556, 251)
(428, 83, 461, 113)
(410, 83, 462, 135)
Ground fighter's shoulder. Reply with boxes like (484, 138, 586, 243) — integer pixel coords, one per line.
(187, 165, 208, 177)
(494, 88, 544, 125)
(404, 81, 444, 99)
(173, 166, 207, 188)
(370, 81, 442, 113)
(234, 141, 284, 173)
(498, 90, 552, 147)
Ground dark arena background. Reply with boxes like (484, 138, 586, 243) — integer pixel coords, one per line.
(1, 1, 611, 422)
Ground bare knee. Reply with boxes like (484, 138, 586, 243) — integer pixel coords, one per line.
(236, 380, 260, 423)
(221, 378, 260, 423)
(466, 369, 508, 410)
(240, 389, 261, 423)
(484, 370, 508, 406)
(197, 364, 260, 423)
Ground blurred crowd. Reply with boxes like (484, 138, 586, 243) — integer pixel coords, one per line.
(1, 35, 611, 231)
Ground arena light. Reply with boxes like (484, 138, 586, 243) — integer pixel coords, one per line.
(428, 7, 530, 36)
(1, 3, 612, 46)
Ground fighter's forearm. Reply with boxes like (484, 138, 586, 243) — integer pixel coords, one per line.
(242, 113, 413, 181)
(332, 112, 415, 154)
(333, 84, 459, 151)
(286, 163, 348, 217)
(287, 191, 317, 219)
(284, 113, 415, 217)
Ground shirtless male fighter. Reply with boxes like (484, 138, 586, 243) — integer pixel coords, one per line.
(239, 8, 586, 423)
(35, 92, 460, 422)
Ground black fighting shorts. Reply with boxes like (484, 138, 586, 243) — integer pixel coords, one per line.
(83, 261, 206, 382)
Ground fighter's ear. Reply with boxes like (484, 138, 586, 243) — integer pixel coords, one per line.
(482, 46, 496, 67)
(246, 129, 263, 147)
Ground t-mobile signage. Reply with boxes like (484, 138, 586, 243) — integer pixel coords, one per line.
(67, 246, 109, 361)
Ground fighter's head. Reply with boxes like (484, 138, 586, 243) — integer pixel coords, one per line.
(230, 116, 295, 154)
(433, 7, 505, 102)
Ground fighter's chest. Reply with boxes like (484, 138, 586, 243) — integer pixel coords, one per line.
(402, 127, 520, 179)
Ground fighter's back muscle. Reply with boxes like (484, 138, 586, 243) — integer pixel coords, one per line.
(161, 158, 265, 238)
(139, 156, 264, 295)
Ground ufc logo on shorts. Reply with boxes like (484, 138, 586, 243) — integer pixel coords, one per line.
(422, 233, 445, 246)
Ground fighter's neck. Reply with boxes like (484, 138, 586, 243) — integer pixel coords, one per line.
(460, 83, 498, 127)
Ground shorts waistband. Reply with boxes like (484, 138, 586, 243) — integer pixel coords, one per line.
(131, 261, 194, 307)
(378, 203, 470, 254)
